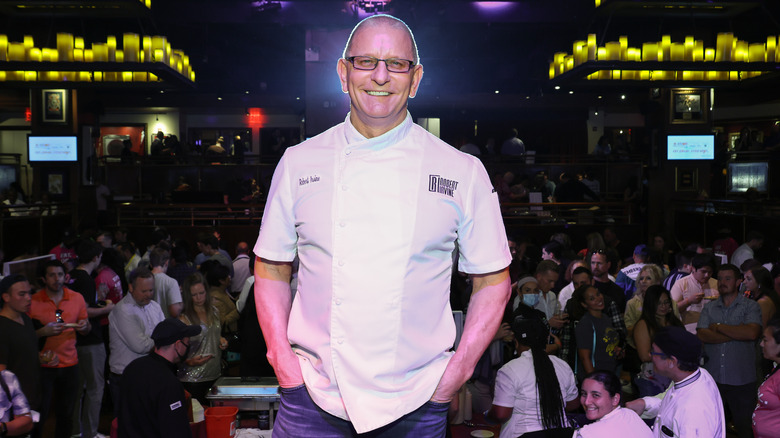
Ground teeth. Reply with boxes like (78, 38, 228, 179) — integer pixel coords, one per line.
(367, 91, 389, 96)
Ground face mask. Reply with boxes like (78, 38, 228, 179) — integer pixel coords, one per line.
(177, 340, 191, 361)
(522, 293, 540, 307)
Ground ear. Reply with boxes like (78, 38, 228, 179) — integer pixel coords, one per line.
(408, 64, 423, 98)
(337, 58, 349, 94)
(611, 393, 621, 408)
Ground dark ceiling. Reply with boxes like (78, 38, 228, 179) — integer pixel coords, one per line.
(1, 0, 780, 115)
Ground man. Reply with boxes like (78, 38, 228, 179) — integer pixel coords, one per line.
(558, 264, 590, 310)
(108, 267, 165, 414)
(542, 240, 569, 294)
(731, 230, 764, 269)
(29, 260, 90, 438)
(615, 244, 648, 300)
(533, 261, 564, 329)
(697, 263, 761, 438)
(0, 275, 42, 413)
(551, 172, 599, 203)
(149, 248, 183, 318)
(167, 245, 197, 287)
(231, 242, 252, 294)
(96, 232, 113, 249)
(662, 250, 695, 291)
(118, 318, 199, 438)
(500, 128, 525, 156)
(670, 252, 718, 333)
(70, 240, 113, 438)
(254, 15, 511, 436)
(200, 235, 233, 278)
(625, 326, 725, 438)
(590, 250, 626, 312)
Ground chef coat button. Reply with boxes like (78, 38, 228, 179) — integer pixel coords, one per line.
(337, 339, 344, 344)
(338, 260, 345, 266)
(339, 221, 346, 227)
(335, 299, 341, 305)
(341, 185, 348, 191)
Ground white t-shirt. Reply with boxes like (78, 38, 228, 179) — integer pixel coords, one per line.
(493, 351, 578, 437)
(153, 272, 182, 318)
(254, 113, 511, 433)
(574, 407, 653, 438)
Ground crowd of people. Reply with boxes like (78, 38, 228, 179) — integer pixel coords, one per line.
(0, 226, 263, 438)
(476, 227, 780, 437)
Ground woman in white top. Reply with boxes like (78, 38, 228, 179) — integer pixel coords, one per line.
(486, 309, 579, 437)
(574, 370, 652, 438)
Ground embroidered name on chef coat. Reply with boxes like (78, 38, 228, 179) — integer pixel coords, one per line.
(428, 175, 459, 197)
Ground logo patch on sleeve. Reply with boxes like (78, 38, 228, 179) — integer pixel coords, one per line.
(170, 401, 182, 411)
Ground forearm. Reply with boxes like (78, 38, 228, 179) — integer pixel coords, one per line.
(255, 259, 300, 386)
(5, 414, 33, 435)
(86, 307, 111, 318)
(578, 349, 594, 373)
(696, 328, 731, 344)
(168, 303, 183, 318)
(714, 323, 761, 341)
(432, 270, 510, 402)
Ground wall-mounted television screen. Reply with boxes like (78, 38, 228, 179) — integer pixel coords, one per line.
(667, 134, 715, 160)
(729, 162, 769, 193)
(28, 135, 78, 164)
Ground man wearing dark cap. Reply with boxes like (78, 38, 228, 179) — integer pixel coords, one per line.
(118, 318, 201, 438)
(625, 326, 725, 438)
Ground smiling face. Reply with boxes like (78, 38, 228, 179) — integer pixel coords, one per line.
(581, 286, 604, 313)
(338, 20, 423, 138)
(580, 378, 620, 421)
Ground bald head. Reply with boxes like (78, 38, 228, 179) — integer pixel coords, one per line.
(235, 241, 249, 255)
(343, 14, 419, 65)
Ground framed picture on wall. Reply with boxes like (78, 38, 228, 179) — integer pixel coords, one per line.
(670, 88, 708, 124)
(675, 167, 699, 192)
(42, 89, 67, 123)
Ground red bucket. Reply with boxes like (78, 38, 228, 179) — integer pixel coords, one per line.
(204, 406, 239, 438)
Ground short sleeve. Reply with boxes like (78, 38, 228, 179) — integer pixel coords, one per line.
(2, 371, 30, 417)
(697, 302, 713, 329)
(254, 152, 298, 263)
(456, 158, 511, 274)
(492, 365, 516, 408)
(575, 318, 594, 350)
(744, 299, 763, 326)
(168, 278, 182, 305)
(669, 279, 685, 303)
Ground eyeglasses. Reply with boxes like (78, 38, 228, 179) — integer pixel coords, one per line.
(55, 309, 64, 323)
(345, 56, 416, 73)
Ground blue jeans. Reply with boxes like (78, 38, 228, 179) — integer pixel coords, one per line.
(273, 384, 449, 438)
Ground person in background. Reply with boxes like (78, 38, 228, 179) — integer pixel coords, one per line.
(107, 267, 165, 416)
(670, 252, 718, 333)
(557, 261, 588, 311)
(615, 244, 649, 301)
(69, 240, 112, 438)
(203, 261, 239, 335)
(754, 318, 780, 438)
(150, 248, 183, 318)
(485, 312, 578, 437)
(231, 242, 252, 295)
(118, 318, 200, 438)
(632, 286, 683, 397)
(732, 231, 764, 269)
(625, 326, 725, 438)
(574, 370, 652, 437)
(744, 266, 780, 328)
(177, 273, 227, 405)
(698, 263, 762, 438)
(591, 249, 626, 313)
(624, 264, 678, 340)
(574, 285, 623, 381)
(662, 250, 695, 292)
(167, 245, 197, 287)
(0, 369, 34, 438)
(29, 260, 90, 438)
(0, 275, 44, 415)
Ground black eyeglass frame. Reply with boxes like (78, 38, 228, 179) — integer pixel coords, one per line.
(344, 56, 416, 73)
